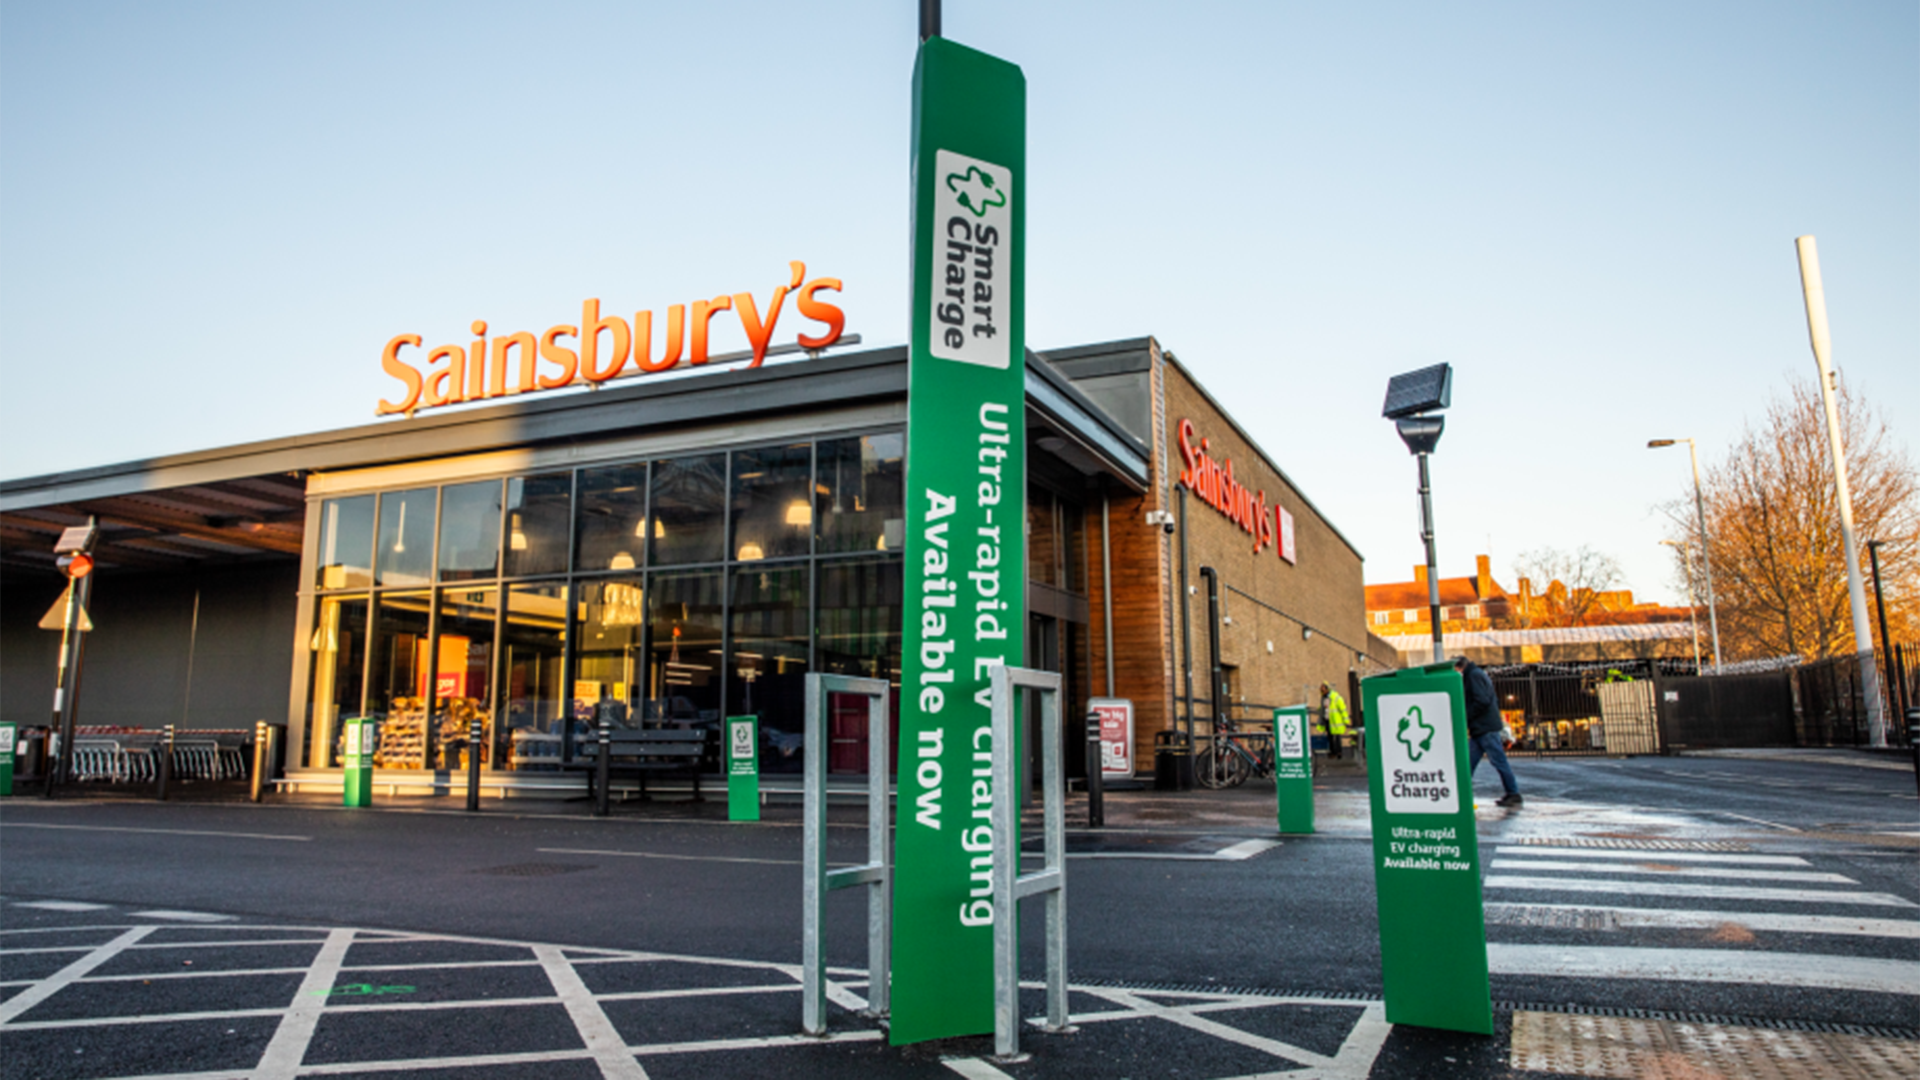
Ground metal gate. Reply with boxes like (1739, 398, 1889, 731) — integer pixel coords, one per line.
(1655, 672, 1796, 749)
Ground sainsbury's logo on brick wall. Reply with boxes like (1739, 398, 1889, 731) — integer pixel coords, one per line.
(1178, 418, 1296, 564)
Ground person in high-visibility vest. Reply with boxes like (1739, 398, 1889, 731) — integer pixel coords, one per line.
(1321, 682, 1351, 759)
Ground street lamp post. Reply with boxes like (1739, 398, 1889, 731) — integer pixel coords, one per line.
(1660, 539, 1703, 672)
(1383, 365, 1454, 666)
(1649, 438, 1721, 671)
(1866, 540, 1903, 722)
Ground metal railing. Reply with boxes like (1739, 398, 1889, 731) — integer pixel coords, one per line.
(989, 664, 1070, 1060)
(800, 673, 892, 1036)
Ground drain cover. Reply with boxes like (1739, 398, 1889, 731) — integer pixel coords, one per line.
(472, 862, 596, 877)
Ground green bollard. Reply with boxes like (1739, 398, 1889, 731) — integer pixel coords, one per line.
(726, 715, 759, 822)
(0, 724, 16, 797)
(1273, 707, 1313, 834)
(342, 717, 374, 808)
(1360, 661, 1492, 1035)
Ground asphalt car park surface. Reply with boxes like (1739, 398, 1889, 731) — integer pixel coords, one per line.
(1, 750, 1914, 1078)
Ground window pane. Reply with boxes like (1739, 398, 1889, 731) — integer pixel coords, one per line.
(818, 432, 905, 554)
(650, 453, 726, 565)
(376, 489, 436, 587)
(315, 496, 375, 590)
(1027, 491, 1058, 588)
(304, 595, 367, 768)
(730, 443, 811, 562)
(505, 473, 571, 578)
(501, 583, 568, 770)
(435, 587, 498, 770)
(818, 559, 902, 774)
(729, 565, 810, 772)
(576, 464, 648, 573)
(367, 592, 433, 768)
(438, 481, 502, 582)
(573, 577, 648, 746)
(647, 571, 724, 730)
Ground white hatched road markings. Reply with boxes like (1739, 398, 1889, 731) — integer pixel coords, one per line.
(0, 908, 1392, 1080)
(1488, 859, 1856, 884)
(1493, 846, 1812, 865)
(1484, 875, 1917, 907)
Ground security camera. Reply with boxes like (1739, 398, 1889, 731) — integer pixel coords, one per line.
(1162, 520, 1175, 536)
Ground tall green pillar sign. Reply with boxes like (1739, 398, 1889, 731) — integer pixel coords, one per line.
(892, 35, 1027, 1046)
(1361, 662, 1492, 1034)
(1273, 707, 1313, 834)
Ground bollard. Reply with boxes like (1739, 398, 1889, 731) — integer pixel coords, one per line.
(1907, 708, 1918, 799)
(594, 720, 611, 817)
(156, 724, 175, 801)
(1085, 710, 1103, 829)
(251, 721, 269, 801)
(466, 717, 484, 812)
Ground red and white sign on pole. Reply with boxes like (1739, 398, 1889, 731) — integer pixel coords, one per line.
(1089, 698, 1134, 779)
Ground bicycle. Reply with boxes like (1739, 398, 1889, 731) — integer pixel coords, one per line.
(1195, 715, 1275, 789)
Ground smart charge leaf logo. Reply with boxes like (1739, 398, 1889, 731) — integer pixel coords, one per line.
(1396, 704, 1436, 762)
(945, 166, 1006, 217)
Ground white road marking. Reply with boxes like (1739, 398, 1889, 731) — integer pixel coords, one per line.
(944, 1057, 1017, 1079)
(13, 900, 111, 912)
(539, 846, 800, 867)
(1065, 838, 1281, 861)
(250, 926, 354, 1080)
(1487, 943, 1920, 996)
(1484, 875, 1917, 907)
(1483, 903, 1920, 938)
(535, 943, 651, 1080)
(2, 823, 309, 841)
(0, 924, 155, 1024)
(1493, 847, 1810, 866)
(132, 909, 236, 922)
(1088, 986, 1335, 1069)
(1488, 859, 1856, 884)
(1713, 812, 1801, 832)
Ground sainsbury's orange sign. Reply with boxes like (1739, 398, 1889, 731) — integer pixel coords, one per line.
(1178, 418, 1297, 564)
(377, 261, 844, 416)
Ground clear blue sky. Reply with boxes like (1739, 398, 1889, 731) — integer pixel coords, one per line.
(3, 1, 1914, 602)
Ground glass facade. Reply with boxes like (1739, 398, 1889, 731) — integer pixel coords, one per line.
(302, 431, 905, 774)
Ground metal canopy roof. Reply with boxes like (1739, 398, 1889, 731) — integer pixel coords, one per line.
(1, 343, 1149, 575)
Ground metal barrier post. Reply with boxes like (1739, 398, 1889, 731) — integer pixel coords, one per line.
(990, 664, 1069, 1060)
(156, 725, 175, 801)
(1085, 709, 1103, 829)
(251, 721, 269, 801)
(801, 673, 891, 1036)
(466, 717, 484, 812)
(594, 720, 611, 817)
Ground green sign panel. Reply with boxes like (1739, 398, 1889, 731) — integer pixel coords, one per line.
(1273, 707, 1313, 834)
(1361, 662, 1492, 1034)
(726, 715, 759, 822)
(892, 35, 1027, 1046)
(0, 723, 17, 797)
(342, 717, 373, 808)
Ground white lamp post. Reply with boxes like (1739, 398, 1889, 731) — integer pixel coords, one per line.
(1660, 539, 1703, 672)
(1648, 438, 1721, 671)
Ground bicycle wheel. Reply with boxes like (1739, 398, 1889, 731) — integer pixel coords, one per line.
(1222, 745, 1253, 788)
(1195, 745, 1235, 789)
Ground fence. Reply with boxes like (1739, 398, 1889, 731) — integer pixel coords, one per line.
(1797, 651, 1915, 749)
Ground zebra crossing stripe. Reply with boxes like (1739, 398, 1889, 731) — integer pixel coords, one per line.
(1494, 847, 1809, 866)
(1487, 859, 1856, 884)
(1484, 903, 1920, 939)
(1483, 876, 1917, 907)
(1487, 944, 1920, 996)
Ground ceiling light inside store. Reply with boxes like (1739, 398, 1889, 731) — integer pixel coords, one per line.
(786, 501, 812, 526)
(610, 552, 636, 570)
(738, 542, 765, 561)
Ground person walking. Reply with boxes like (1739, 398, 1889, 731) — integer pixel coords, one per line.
(1321, 682, 1351, 760)
(1454, 656, 1521, 807)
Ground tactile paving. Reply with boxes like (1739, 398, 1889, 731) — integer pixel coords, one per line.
(1511, 1009, 1920, 1079)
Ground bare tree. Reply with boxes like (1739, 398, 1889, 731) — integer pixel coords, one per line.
(1510, 545, 1625, 628)
(1663, 374, 1918, 662)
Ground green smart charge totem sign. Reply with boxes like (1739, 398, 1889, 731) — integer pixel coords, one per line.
(1273, 707, 1313, 834)
(892, 36, 1027, 1046)
(727, 715, 759, 822)
(1361, 662, 1492, 1034)
(342, 717, 373, 808)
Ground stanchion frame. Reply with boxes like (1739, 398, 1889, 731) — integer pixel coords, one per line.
(990, 664, 1070, 1060)
(801, 673, 892, 1036)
